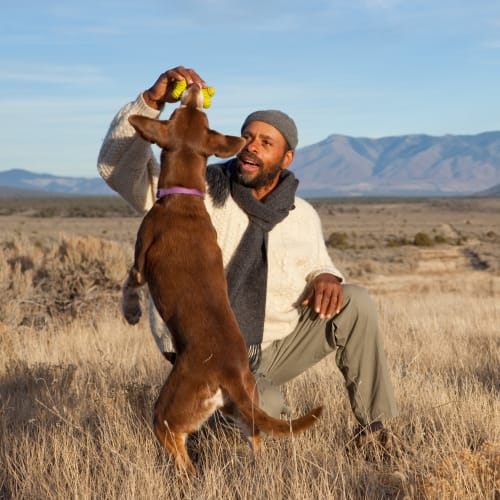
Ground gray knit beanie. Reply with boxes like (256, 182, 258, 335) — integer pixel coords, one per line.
(241, 110, 298, 150)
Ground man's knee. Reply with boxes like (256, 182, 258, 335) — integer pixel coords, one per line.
(341, 284, 377, 319)
(333, 284, 379, 347)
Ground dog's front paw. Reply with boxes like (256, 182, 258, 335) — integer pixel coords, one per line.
(122, 286, 142, 325)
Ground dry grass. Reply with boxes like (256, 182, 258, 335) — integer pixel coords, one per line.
(1, 197, 499, 499)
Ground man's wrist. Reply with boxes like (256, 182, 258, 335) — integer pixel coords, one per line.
(142, 90, 164, 111)
(317, 271, 342, 283)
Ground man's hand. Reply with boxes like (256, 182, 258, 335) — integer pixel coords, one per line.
(143, 66, 207, 110)
(301, 273, 343, 319)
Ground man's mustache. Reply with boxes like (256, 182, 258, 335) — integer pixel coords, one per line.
(237, 151, 263, 168)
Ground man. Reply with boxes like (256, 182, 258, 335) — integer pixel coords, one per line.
(97, 66, 399, 451)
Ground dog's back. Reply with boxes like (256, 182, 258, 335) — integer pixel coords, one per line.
(124, 84, 322, 474)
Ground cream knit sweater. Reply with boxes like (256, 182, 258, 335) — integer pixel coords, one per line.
(97, 94, 344, 349)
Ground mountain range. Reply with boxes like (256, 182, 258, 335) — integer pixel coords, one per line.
(1, 131, 499, 197)
(0, 169, 113, 196)
(292, 131, 500, 196)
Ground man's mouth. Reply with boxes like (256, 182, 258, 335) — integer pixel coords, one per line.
(238, 153, 262, 171)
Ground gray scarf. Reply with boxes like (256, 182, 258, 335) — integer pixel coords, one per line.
(207, 160, 298, 371)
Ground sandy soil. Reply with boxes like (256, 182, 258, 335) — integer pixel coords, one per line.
(2, 197, 499, 294)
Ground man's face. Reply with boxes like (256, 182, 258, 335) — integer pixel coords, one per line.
(236, 121, 294, 195)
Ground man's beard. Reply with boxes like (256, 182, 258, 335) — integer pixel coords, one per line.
(235, 154, 284, 190)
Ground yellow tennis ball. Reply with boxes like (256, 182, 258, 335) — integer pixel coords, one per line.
(171, 80, 187, 100)
(202, 87, 216, 108)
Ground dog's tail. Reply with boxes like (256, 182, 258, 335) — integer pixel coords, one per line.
(225, 381, 322, 436)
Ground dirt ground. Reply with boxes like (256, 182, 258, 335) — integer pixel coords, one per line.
(1, 195, 498, 498)
(309, 197, 500, 297)
(1, 196, 499, 295)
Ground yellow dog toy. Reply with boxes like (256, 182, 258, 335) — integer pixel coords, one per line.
(171, 80, 215, 108)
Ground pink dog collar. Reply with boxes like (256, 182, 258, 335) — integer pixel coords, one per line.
(156, 187, 205, 199)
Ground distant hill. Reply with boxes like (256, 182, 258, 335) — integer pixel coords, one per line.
(1, 131, 500, 197)
(473, 182, 500, 196)
(0, 169, 113, 196)
(292, 131, 500, 196)
(0, 185, 56, 197)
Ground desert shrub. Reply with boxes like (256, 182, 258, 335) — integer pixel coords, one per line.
(0, 196, 137, 217)
(346, 259, 380, 278)
(484, 230, 499, 242)
(433, 234, 448, 244)
(413, 232, 434, 247)
(386, 236, 410, 247)
(0, 235, 129, 329)
(326, 231, 350, 249)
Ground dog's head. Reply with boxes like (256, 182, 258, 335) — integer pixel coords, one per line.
(179, 82, 205, 110)
(128, 84, 245, 161)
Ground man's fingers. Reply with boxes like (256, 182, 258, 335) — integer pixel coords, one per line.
(324, 291, 337, 318)
(317, 289, 335, 318)
(313, 287, 325, 314)
(167, 66, 206, 87)
(327, 285, 344, 317)
(303, 275, 344, 319)
(186, 68, 207, 87)
(316, 284, 343, 318)
(301, 286, 314, 306)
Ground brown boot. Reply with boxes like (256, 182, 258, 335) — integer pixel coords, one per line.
(349, 421, 413, 462)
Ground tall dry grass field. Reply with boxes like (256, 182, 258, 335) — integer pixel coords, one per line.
(1, 196, 499, 499)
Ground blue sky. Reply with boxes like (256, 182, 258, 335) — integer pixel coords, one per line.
(1, 0, 500, 177)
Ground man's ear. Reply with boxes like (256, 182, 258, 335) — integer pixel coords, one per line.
(206, 130, 246, 158)
(128, 115, 171, 147)
(281, 149, 295, 170)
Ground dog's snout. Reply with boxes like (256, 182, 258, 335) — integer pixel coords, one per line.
(181, 83, 203, 108)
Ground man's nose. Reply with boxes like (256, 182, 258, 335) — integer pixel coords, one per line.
(245, 137, 258, 153)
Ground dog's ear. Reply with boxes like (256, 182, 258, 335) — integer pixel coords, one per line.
(206, 131, 246, 158)
(128, 115, 171, 148)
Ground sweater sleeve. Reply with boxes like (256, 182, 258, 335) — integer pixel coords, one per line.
(300, 199, 345, 284)
(97, 93, 163, 213)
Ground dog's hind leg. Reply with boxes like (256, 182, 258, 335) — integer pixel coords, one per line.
(153, 368, 220, 475)
(153, 421, 195, 475)
(152, 373, 196, 474)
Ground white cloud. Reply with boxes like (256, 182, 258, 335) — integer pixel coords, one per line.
(0, 63, 109, 85)
(0, 96, 123, 116)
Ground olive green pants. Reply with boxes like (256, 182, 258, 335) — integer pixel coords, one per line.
(255, 284, 399, 426)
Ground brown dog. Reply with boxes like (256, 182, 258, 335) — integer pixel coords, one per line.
(123, 83, 322, 474)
